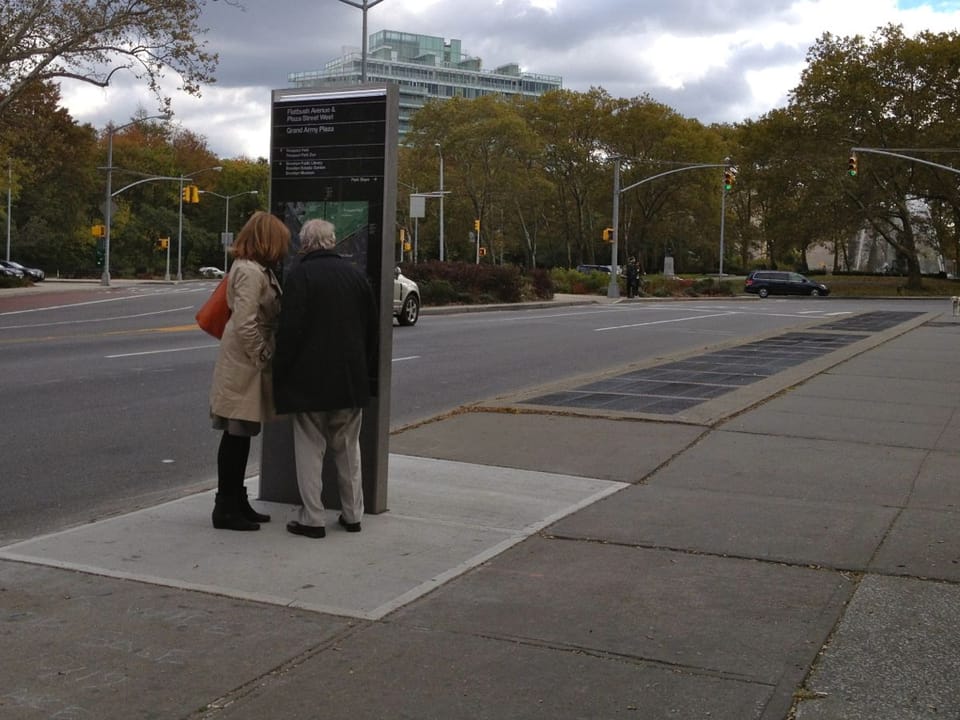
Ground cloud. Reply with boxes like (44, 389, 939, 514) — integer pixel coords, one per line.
(58, 0, 960, 159)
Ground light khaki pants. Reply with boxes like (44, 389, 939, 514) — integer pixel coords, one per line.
(292, 408, 364, 527)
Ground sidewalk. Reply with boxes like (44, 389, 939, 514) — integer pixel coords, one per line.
(1, 304, 959, 719)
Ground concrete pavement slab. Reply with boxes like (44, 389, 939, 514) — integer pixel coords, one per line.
(756, 392, 957, 426)
(549, 485, 898, 569)
(869, 508, 960, 582)
(0, 455, 624, 620)
(911, 450, 960, 511)
(390, 536, 854, 718)
(935, 414, 960, 454)
(210, 621, 773, 720)
(795, 575, 960, 720)
(390, 411, 706, 483)
(827, 354, 960, 383)
(648, 430, 925, 506)
(725, 406, 948, 450)
(0, 560, 349, 720)
(792, 373, 960, 407)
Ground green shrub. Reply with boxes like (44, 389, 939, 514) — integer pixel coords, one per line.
(419, 279, 457, 305)
(0, 276, 26, 289)
(402, 261, 524, 305)
(526, 268, 554, 299)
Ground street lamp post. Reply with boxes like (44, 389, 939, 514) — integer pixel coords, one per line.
(101, 115, 168, 286)
(5, 158, 11, 262)
(335, 0, 387, 83)
(436, 142, 445, 261)
(199, 189, 259, 270)
(176, 166, 222, 281)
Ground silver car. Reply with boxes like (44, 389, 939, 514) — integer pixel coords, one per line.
(1, 260, 42, 281)
(393, 267, 420, 326)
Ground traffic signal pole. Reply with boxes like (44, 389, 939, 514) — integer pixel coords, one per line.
(609, 160, 727, 292)
(608, 157, 621, 298)
(719, 180, 727, 277)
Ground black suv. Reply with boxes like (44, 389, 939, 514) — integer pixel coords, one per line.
(744, 270, 829, 298)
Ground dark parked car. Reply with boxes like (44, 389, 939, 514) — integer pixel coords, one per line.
(0, 259, 44, 282)
(576, 264, 612, 274)
(744, 270, 829, 298)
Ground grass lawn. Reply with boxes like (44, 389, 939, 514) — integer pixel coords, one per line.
(820, 275, 960, 297)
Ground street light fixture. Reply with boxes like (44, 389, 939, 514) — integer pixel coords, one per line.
(435, 142, 444, 262)
(101, 114, 169, 286)
(335, 0, 387, 83)
(176, 166, 222, 281)
(199, 189, 259, 271)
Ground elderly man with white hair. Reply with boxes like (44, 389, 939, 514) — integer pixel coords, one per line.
(272, 218, 379, 538)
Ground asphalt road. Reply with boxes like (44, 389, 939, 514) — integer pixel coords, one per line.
(0, 283, 947, 543)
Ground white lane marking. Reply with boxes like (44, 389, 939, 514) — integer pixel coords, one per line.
(108, 349, 424, 361)
(0, 306, 193, 330)
(0, 294, 154, 316)
(595, 311, 737, 332)
(107, 344, 218, 358)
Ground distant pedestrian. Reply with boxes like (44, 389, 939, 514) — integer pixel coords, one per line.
(273, 219, 378, 539)
(208, 211, 289, 531)
(626, 256, 640, 298)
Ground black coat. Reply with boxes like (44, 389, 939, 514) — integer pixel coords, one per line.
(272, 250, 378, 413)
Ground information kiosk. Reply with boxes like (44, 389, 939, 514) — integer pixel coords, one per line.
(260, 84, 399, 514)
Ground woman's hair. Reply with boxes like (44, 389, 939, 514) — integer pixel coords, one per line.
(232, 211, 290, 264)
(299, 218, 337, 253)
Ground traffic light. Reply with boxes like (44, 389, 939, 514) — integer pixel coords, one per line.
(474, 219, 481, 232)
(182, 185, 200, 203)
(91, 224, 105, 238)
(602, 227, 613, 242)
(847, 154, 858, 177)
(94, 239, 105, 266)
(723, 169, 735, 191)
(479, 247, 487, 257)
(157, 238, 169, 251)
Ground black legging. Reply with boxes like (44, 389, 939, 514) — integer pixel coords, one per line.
(217, 431, 250, 495)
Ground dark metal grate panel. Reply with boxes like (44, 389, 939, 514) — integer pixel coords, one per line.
(818, 311, 923, 332)
(524, 332, 867, 415)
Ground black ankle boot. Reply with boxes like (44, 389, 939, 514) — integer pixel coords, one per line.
(212, 493, 260, 531)
(239, 489, 270, 523)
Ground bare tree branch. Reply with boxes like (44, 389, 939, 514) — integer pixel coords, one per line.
(0, 0, 219, 116)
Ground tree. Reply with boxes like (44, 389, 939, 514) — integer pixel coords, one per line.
(523, 88, 612, 267)
(601, 95, 728, 274)
(790, 24, 960, 287)
(0, 0, 219, 117)
(0, 80, 98, 274)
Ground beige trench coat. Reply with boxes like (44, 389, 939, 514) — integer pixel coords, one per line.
(208, 258, 283, 423)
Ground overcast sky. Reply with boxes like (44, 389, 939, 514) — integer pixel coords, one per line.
(60, 0, 960, 159)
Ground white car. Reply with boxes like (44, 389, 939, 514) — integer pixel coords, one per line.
(199, 266, 225, 278)
(393, 267, 420, 326)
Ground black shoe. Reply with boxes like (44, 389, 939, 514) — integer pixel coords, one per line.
(338, 515, 362, 533)
(239, 489, 270, 523)
(212, 493, 260, 531)
(287, 520, 326, 539)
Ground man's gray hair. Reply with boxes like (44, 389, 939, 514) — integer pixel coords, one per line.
(299, 219, 336, 252)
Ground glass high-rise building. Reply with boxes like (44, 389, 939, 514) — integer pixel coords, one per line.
(288, 30, 563, 136)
